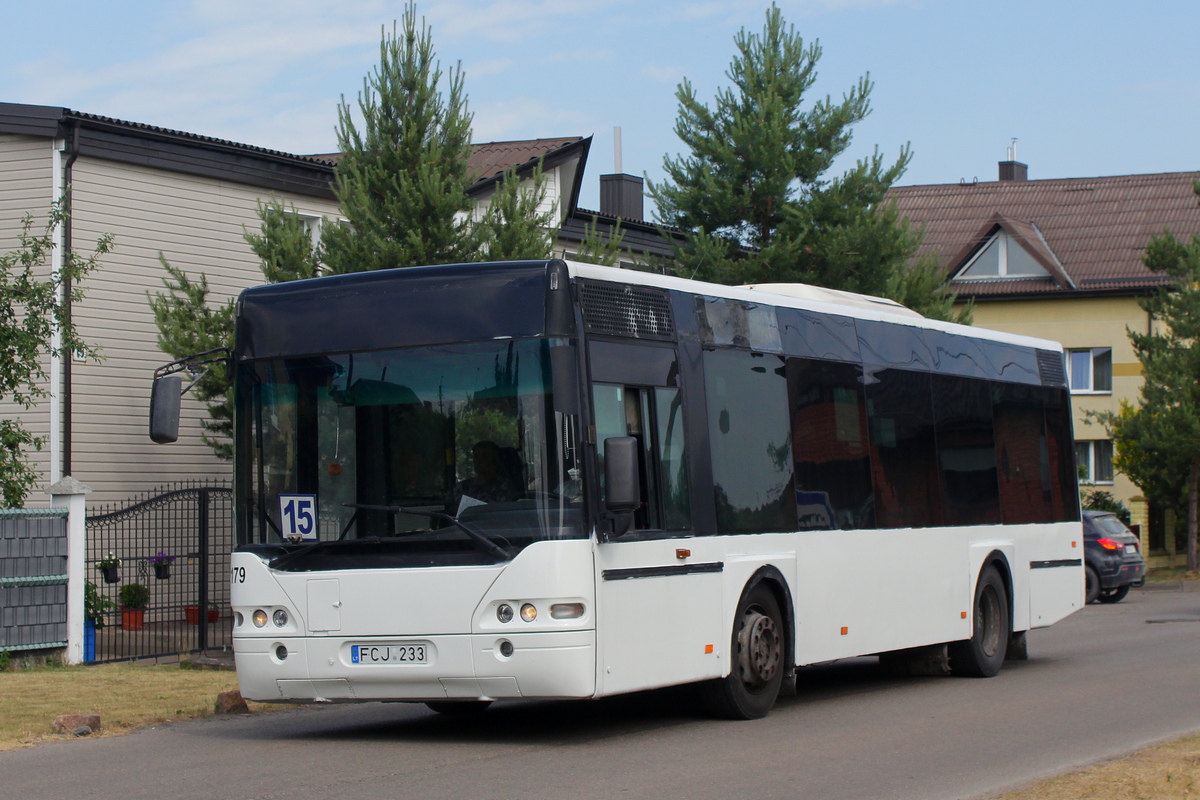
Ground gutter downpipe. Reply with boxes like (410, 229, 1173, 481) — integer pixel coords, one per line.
(61, 120, 81, 478)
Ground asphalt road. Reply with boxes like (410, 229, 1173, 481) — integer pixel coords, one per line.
(4, 589, 1199, 800)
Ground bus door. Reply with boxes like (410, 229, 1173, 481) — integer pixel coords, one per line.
(588, 340, 724, 696)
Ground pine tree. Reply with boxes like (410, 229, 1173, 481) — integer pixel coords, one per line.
(245, 198, 321, 283)
(476, 164, 556, 261)
(321, 3, 476, 273)
(649, 4, 962, 321)
(1098, 189, 1200, 570)
(0, 200, 111, 505)
(571, 216, 627, 267)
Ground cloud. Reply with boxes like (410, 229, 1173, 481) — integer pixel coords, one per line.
(471, 96, 596, 142)
(642, 64, 683, 83)
(467, 57, 515, 79)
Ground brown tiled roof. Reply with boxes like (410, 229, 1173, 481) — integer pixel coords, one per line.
(307, 136, 583, 184)
(886, 171, 1200, 298)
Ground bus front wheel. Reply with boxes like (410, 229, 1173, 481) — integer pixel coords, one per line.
(949, 565, 1010, 678)
(700, 584, 785, 719)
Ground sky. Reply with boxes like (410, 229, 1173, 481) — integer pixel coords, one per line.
(3, 0, 1197, 214)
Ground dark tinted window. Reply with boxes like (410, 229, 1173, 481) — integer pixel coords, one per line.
(858, 321, 934, 373)
(1043, 386, 1081, 522)
(697, 297, 782, 352)
(865, 369, 941, 528)
(786, 358, 874, 530)
(778, 308, 859, 362)
(932, 375, 1000, 525)
(704, 349, 797, 533)
(993, 382, 1054, 523)
(927, 331, 991, 380)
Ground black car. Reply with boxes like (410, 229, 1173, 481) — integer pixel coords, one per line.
(1083, 510, 1146, 604)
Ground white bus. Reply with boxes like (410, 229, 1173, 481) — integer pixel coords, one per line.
(152, 259, 1083, 719)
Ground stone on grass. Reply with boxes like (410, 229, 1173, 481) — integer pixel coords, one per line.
(216, 689, 249, 714)
(52, 714, 101, 734)
(72, 726, 93, 736)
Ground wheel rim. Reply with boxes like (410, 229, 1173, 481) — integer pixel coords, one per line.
(976, 584, 1001, 658)
(737, 607, 780, 688)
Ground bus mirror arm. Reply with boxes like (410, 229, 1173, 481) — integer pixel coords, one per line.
(603, 437, 640, 537)
(149, 348, 232, 444)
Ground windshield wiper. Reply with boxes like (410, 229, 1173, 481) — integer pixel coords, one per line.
(269, 539, 329, 570)
(342, 503, 513, 561)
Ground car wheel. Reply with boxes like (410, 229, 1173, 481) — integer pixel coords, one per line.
(425, 701, 492, 715)
(1098, 584, 1131, 604)
(949, 565, 1010, 678)
(699, 584, 785, 719)
(1085, 566, 1101, 604)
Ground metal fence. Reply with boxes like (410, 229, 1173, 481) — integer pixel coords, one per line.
(86, 481, 232, 662)
(0, 509, 69, 654)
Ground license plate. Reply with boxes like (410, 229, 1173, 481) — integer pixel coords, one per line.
(351, 643, 428, 664)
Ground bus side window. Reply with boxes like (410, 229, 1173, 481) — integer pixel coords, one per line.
(592, 383, 690, 532)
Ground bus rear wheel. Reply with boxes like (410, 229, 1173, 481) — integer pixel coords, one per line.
(700, 584, 785, 719)
(949, 565, 1010, 678)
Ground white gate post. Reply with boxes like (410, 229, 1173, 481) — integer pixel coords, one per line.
(50, 476, 91, 665)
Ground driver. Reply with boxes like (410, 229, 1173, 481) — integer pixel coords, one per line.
(454, 440, 522, 513)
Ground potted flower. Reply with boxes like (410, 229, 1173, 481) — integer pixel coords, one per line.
(186, 602, 222, 625)
(84, 580, 114, 662)
(149, 551, 175, 580)
(118, 582, 150, 630)
(96, 553, 121, 584)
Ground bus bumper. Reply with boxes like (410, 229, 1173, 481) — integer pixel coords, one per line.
(234, 629, 596, 703)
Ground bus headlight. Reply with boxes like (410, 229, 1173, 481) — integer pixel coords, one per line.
(550, 603, 585, 620)
(273, 609, 289, 627)
(496, 604, 514, 623)
(520, 603, 537, 622)
(253, 609, 268, 628)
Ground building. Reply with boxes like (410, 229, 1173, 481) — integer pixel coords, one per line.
(0, 102, 594, 506)
(887, 161, 1200, 564)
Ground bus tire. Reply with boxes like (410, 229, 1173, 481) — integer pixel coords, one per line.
(949, 565, 1010, 678)
(425, 701, 492, 716)
(700, 584, 785, 719)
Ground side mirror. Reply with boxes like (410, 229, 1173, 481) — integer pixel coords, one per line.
(149, 375, 182, 444)
(604, 437, 640, 536)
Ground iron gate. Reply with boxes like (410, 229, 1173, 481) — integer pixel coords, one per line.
(85, 481, 232, 662)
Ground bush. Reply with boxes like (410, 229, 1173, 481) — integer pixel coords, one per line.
(118, 583, 150, 610)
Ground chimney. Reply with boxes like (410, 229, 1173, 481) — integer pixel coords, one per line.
(999, 138, 1027, 181)
(999, 161, 1028, 181)
(600, 173, 644, 220)
(600, 126, 644, 219)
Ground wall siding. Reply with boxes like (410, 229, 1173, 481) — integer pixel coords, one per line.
(0, 135, 57, 502)
(65, 155, 340, 504)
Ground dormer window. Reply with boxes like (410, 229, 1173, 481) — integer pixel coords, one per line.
(956, 231, 1049, 280)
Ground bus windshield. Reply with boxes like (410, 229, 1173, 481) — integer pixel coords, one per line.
(234, 337, 583, 568)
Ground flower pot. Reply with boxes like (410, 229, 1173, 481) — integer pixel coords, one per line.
(121, 608, 145, 631)
(185, 605, 201, 625)
(84, 618, 96, 662)
(100, 566, 119, 584)
(153, 563, 171, 580)
(208, 608, 220, 623)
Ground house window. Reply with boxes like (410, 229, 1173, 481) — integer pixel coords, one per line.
(1068, 348, 1112, 393)
(1075, 440, 1114, 484)
(957, 231, 1048, 279)
(297, 214, 323, 254)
